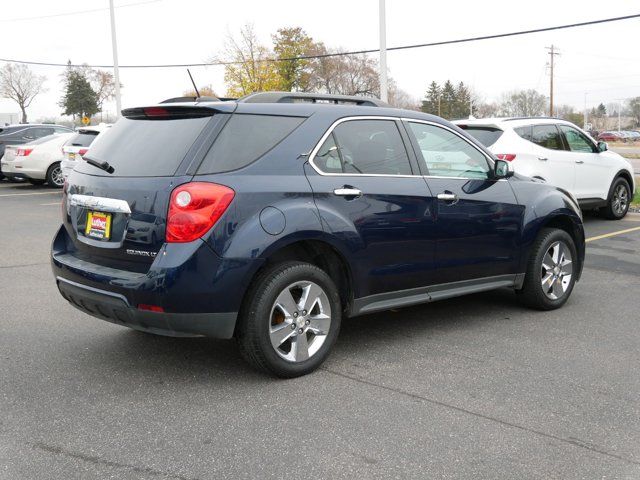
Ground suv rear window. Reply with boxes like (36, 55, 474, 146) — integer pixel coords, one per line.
(196, 114, 304, 174)
(77, 116, 211, 177)
(66, 131, 100, 148)
(457, 126, 503, 147)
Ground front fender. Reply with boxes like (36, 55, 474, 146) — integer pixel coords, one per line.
(511, 179, 585, 279)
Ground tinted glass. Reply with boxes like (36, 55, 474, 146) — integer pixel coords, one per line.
(458, 126, 503, 147)
(315, 133, 343, 173)
(0, 126, 22, 136)
(408, 122, 490, 179)
(197, 114, 304, 174)
(514, 125, 533, 141)
(78, 116, 211, 176)
(532, 125, 564, 150)
(29, 127, 55, 138)
(559, 125, 595, 153)
(326, 119, 412, 175)
(65, 131, 99, 148)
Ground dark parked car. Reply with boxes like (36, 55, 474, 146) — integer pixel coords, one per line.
(0, 124, 73, 180)
(52, 93, 585, 377)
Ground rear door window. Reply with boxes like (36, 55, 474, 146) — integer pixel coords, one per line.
(457, 126, 503, 147)
(77, 116, 212, 176)
(197, 114, 304, 174)
(531, 125, 565, 150)
(29, 127, 55, 139)
(315, 119, 412, 175)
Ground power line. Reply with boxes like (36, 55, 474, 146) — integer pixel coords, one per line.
(1, 12, 639, 69)
(0, 0, 161, 23)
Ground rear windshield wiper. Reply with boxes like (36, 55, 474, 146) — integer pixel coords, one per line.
(84, 156, 115, 174)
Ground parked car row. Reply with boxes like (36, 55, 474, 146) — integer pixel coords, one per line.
(0, 123, 111, 187)
(595, 130, 640, 142)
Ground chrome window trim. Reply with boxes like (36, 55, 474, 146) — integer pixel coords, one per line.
(307, 116, 422, 178)
(70, 194, 132, 214)
(401, 118, 498, 180)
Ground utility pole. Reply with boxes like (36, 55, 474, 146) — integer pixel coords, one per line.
(378, 0, 388, 103)
(546, 45, 560, 117)
(109, 0, 122, 118)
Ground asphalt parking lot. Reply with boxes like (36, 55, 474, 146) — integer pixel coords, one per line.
(1, 180, 639, 479)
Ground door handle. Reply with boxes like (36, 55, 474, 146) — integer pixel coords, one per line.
(333, 187, 362, 198)
(537, 157, 548, 161)
(575, 159, 584, 164)
(437, 192, 458, 202)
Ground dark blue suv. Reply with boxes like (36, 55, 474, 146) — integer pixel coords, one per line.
(52, 92, 585, 377)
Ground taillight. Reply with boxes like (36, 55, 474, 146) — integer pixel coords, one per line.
(78, 148, 88, 156)
(495, 154, 516, 161)
(166, 182, 235, 243)
(16, 148, 33, 157)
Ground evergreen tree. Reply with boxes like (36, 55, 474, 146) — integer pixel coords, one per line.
(59, 68, 99, 120)
(596, 103, 607, 116)
(440, 80, 456, 119)
(421, 81, 440, 115)
(453, 82, 471, 119)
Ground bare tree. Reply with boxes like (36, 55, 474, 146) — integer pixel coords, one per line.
(498, 89, 547, 117)
(308, 44, 379, 96)
(0, 63, 47, 123)
(89, 69, 117, 114)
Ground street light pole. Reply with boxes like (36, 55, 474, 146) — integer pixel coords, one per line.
(109, 0, 122, 118)
(378, 0, 388, 103)
(583, 92, 588, 129)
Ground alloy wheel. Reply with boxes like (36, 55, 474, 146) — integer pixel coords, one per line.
(269, 281, 332, 363)
(540, 241, 573, 300)
(51, 166, 64, 187)
(611, 184, 629, 216)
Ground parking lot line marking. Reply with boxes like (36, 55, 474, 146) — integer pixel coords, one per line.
(586, 226, 640, 243)
(0, 191, 62, 197)
(40, 202, 61, 206)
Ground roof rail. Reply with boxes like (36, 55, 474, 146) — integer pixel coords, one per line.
(502, 116, 564, 122)
(238, 91, 389, 107)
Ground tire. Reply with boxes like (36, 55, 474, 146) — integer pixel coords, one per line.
(602, 177, 631, 220)
(236, 261, 342, 378)
(28, 179, 46, 186)
(519, 228, 577, 311)
(46, 162, 64, 188)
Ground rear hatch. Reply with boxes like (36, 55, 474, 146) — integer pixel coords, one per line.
(63, 129, 102, 161)
(62, 105, 229, 272)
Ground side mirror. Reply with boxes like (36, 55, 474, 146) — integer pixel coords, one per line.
(597, 141, 608, 152)
(494, 159, 514, 179)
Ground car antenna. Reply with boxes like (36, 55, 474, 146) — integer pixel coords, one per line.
(187, 69, 200, 99)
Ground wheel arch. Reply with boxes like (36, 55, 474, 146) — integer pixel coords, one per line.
(235, 237, 354, 336)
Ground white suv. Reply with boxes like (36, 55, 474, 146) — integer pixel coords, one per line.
(61, 124, 112, 180)
(454, 117, 636, 219)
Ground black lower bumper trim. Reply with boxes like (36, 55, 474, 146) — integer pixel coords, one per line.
(57, 277, 237, 339)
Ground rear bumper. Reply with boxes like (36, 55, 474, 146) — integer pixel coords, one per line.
(57, 277, 237, 338)
(51, 225, 263, 339)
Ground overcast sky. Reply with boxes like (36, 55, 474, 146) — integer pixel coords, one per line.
(1, 0, 638, 121)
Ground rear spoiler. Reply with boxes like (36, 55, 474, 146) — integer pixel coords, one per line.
(122, 104, 234, 120)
